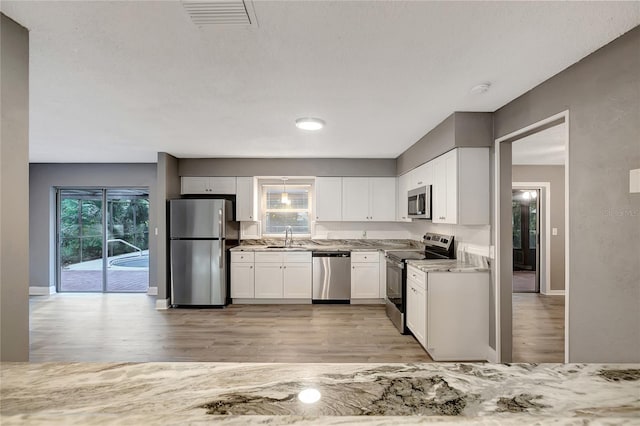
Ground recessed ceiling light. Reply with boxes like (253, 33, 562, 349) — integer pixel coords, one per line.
(295, 117, 325, 131)
(298, 388, 321, 404)
(470, 82, 491, 94)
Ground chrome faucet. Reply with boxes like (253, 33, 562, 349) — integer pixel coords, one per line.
(285, 226, 293, 247)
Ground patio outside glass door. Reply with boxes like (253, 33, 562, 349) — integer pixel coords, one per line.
(57, 188, 149, 293)
(512, 189, 540, 293)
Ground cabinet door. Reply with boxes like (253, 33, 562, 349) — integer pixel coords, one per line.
(209, 177, 237, 194)
(342, 178, 370, 221)
(236, 177, 257, 221)
(443, 150, 458, 224)
(181, 177, 210, 194)
(412, 163, 429, 189)
(397, 173, 410, 221)
(254, 263, 283, 298)
(283, 263, 312, 298)
(413, 283, 426, 347)
(230, 263, 255, 298)
(406, 281, 418, 336)
(351, 263, 380, 298)
(369, 177, 396, 221)
(432, 155, 447, 223)
(315, 177, 342, 221)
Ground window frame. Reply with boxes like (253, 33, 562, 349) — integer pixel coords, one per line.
(259, 179, 314, 238)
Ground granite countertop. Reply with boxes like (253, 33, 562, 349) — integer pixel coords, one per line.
(231, 239, 422, 253)
(407, 259, 490, 273)
(1, 362, 639, 425)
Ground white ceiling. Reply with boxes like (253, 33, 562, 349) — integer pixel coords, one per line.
(512, 122, 566, 166)
(2, 1, 638, 163)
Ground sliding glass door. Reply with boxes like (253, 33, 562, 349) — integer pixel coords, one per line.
(57, 188, 149, 293)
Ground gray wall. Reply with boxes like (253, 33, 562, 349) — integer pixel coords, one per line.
(495, 26, 640, 362)
(512, 165, 566, 291)
(29, 164, 158, 290)
(156, 153, 180, 302)
(396, 112, 493, 175)
(0, 14, 29, 361)
(179, 158, 396, 177)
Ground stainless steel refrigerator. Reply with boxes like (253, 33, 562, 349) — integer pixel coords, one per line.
(169, 199, 238, 307)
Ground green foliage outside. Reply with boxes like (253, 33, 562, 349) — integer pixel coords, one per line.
(60, 198, 149, 266)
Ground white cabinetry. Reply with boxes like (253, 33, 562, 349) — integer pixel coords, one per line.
(181, 177, 237, 195)
(254, 252, 312, 299)
(409, 162, 433, 189)
(431, 148, 489, 225)
(406, 265, 426, 347)
(405, 264, 489, 361)
(350, 251, 380, 299)
(342, 177, 396, 222)
(230, 252, 255, 298)
(236, 177, 258, 221)
(397, 173, 410, 222)
(315, 177, 342, 221)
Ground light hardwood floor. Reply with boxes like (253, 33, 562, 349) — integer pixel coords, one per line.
(29, 294, 433, 363)
(30, 293, 565, 363)
(512, 293, 565, 363)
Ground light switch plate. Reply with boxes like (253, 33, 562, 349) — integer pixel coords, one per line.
(552, 228, 558, 236)
(630, 169, 640, 193)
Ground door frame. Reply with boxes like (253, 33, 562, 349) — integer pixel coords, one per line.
(513, 183, 550, 294)
(493, 110, 570, 363)
(56, 186, 150, 293)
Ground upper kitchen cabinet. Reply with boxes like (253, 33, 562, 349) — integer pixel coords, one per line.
(315, 177, 342, 221)
(181, 177, 237, 195)
(342, 177, 396, 222)
(431, 148, 489, 225)
(409, 162, 434, 189)
(236, 177, 258, 221)
(396, 172, 411, 222)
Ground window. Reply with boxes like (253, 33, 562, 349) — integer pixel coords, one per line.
(261, 183, 312, 236)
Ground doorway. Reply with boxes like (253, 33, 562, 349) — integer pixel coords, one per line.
(57, 188, 150, 293)
(512, 189, 539, 293)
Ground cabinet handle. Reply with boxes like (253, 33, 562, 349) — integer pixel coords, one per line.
(250, 266, 253, 269)
(249, 215, 252, 219)
(283, 266, 286, 269)
(418, 181, 423, 185)
(316, 216, 319, 219)
(352, 266, 355, 269)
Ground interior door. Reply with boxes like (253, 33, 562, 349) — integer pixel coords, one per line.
(512, 189, 539, 293)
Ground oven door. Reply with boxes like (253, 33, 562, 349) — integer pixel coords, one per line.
(386, 258, 403, 310)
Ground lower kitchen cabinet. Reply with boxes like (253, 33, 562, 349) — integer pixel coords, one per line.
(283, 263, 312, 298)
(405, 264, 489, 361)
(254, 251, 312, 299)
(350, 252, 380, 299)
(230, 252, 255, 298)
(406, 270, 426, 347)
(230, 263, 255, 298)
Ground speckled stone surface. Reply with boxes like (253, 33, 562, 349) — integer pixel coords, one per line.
(231, 238, 422, 252)
(406, 259, 489, 273)
(1, 362, 639, 425)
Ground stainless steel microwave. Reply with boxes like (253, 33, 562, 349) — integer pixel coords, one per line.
(408, 185, 431, 219)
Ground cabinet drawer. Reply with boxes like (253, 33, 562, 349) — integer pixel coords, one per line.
(254, 252, 285, 263)
(283, 251, 311, 263)
(351, 251, 379, 263)
(407, 265, 426, 289)
(231, 252, 255, 263)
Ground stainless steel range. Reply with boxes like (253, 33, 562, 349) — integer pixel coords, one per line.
(385, 233, 455, 334)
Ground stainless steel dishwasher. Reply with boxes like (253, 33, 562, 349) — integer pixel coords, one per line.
(312, 251, 351, 303)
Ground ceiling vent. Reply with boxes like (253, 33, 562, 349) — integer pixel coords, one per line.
(182, 0, 257, 26)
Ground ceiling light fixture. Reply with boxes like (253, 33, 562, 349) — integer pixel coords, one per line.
(298, 388, 321, 404)
(281, 177, 289, 204)
(295, 117, 325, 131)
(470, 82, 491, 94)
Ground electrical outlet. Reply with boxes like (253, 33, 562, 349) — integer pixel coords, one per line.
(362, 230, 367, 239)
(155, 227, 158, 236)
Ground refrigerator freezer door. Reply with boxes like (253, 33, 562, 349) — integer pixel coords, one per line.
(170, 240, 226, 305)
(169, 199, 225, 239)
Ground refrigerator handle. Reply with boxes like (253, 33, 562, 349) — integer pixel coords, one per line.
(219, 209, 223, 238)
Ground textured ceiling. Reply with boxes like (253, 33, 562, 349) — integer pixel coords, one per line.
(1, 1, 638, 163)
(512, 123, 566, 166)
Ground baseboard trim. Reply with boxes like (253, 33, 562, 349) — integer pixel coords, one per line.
(29, 285, 56, 295)
(147, 286, 158, 296)
(486, 346, 498, 363)
(155, 298, 170, 310)
(542, 290, 566, 296)
(232, 299, 311, 305)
